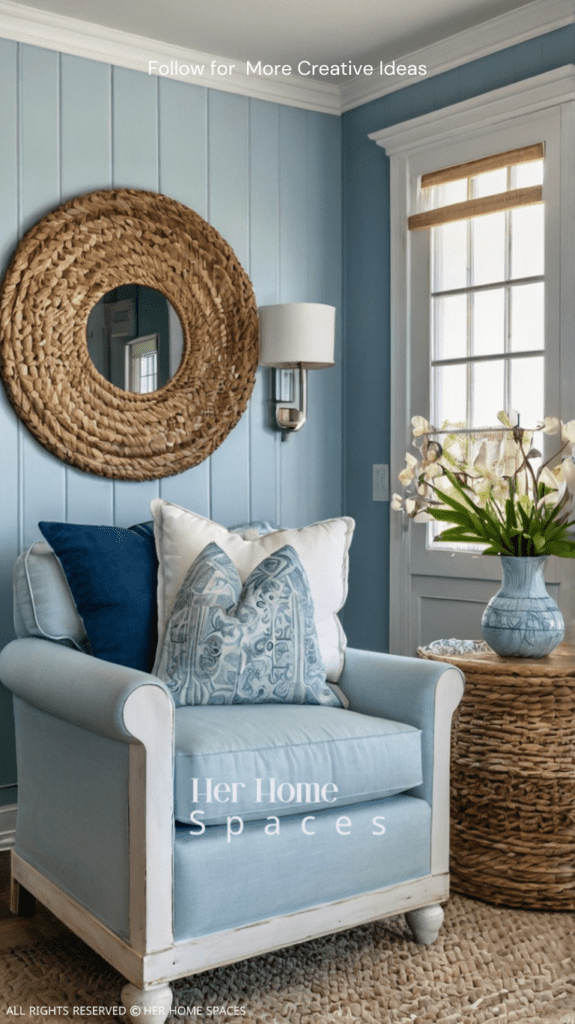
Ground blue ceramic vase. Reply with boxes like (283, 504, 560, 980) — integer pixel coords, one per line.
(481, 556, 564, 658)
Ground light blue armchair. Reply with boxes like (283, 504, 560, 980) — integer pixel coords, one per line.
(0, 540, 463, 1020)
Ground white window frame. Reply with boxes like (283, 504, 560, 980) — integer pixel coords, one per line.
(125, 333, 159, 393)
(369, 65, 575, 654)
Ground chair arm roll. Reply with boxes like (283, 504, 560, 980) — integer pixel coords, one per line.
(0, 637, 172, 743)
(339, 646, 464, 732)
(339, 648, 464, 807)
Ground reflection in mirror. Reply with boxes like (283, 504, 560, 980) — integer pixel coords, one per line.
(87, 285, 183, 393)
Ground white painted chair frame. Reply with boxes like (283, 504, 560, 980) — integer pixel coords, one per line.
(9, 665, 463, 1020)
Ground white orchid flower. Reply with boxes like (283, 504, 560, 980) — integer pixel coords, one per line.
(500, 435, 520, 477)
(411, 415, 432, 437)
(538, 465, 562, 491)
(423, 462, 443, 481)
(541, 416, 560, 435)
(473, 442, 489, 473)
(536, 464, 565, 507)
(391, 493, 404, 511)
(561, 457, 575, 497)
(561, 420, 575, 445)
(398, 451, 419, 485)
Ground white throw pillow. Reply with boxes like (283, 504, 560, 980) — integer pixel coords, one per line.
(150, 499, 355, 681)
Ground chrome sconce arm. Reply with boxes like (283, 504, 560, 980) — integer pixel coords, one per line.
(274, 364, 307, 436)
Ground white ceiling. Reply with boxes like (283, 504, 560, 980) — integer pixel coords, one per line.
(5, 0, 540, 76)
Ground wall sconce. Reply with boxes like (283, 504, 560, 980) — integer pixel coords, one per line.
(258, 303, 335, 437)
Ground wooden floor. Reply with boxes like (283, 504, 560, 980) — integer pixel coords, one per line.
(0, 849, 66, 950)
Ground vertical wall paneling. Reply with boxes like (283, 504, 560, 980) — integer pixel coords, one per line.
(20, 45, 66, 549)
(112, 66, 159, 192)
(278, 105, 311, 527)
(0, 44, 343, 797)
(157, 78, 211, 516)
(158, 78, 208, 217)
(0, 40, 19, 278)
(249, 99, 280, 525)
(0, 39, 19, 793)
(207, 90, 251, 526)
(111, 66, 161, 524)
(60, 55, 115, 525)
(304, 111, 342, 526)
(60, 55, 111, 202)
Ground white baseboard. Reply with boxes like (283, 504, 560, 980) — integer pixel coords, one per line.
(0, 804, 16, 851)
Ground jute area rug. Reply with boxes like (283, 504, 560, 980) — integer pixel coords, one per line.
(0, 896, 573, 1024)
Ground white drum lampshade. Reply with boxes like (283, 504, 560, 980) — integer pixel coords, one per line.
(257, 303, 336, 435)
(258, 303, 335, 368)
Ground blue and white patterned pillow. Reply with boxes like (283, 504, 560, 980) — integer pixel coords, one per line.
(155, 542, 343, 707)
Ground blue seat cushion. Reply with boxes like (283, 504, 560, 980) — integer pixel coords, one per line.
(174, 704, 422, 825)
(173, 794, 431, 941)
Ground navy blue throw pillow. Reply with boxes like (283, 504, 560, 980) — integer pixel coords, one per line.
(38, 521, 158, 672)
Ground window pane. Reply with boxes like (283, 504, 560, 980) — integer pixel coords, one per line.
(433, 294, 467, 361)
(511, 205, 544, 279)
(471, 360, 504, 428)
(432, 180, 467, 207)
(473, 167, 507, 198)
(510, 282, 544, 352)
(472, 211, 505, 286)
(472, 289, 505, 357)
(433, 220, 468, 292)
(511, 356, 544, 426)
(433, 363, 467, 427)
(515, 159, 543, 188)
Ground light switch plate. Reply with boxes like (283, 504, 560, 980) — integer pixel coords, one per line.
(373, 464, 389, 501)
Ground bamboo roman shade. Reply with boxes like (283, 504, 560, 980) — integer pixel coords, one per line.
(408, 143, 544, 231)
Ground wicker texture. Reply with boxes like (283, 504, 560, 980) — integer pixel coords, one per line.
(0, 189, 259, 480)
(419, 644, 575, 910)
(1, 892, 574, 1023)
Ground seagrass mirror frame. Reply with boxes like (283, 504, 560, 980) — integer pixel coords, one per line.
(0, 189, 259, 480)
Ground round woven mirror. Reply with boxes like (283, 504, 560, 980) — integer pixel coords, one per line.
(0, 189, 259, 480)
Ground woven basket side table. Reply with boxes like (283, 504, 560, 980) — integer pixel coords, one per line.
(418, 643, 575, 911)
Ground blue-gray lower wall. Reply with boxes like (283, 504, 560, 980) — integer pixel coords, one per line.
(0, 42, 343, 799)
(342, 25, 575, 654)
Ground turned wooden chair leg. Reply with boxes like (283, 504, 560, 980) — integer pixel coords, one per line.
(405, 903, 444, 945)
(121, 983, 173, 1023)
(10, 875, 36, 918)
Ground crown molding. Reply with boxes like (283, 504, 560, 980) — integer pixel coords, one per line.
(340, 0, 575, 112)
(0, 0, 573, 117)
(0, 0, 341, 114)
(369, 64, 575, 154)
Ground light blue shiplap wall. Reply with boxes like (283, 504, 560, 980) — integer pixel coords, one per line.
(0, 43, 342, 800)
(342, 25, 575, 655)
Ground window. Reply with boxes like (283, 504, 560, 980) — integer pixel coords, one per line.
(410, 144, 545, 435)
(126, 334, 158, 394)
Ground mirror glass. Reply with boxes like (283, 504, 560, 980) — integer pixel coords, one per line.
(87, 285, 183, 393)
